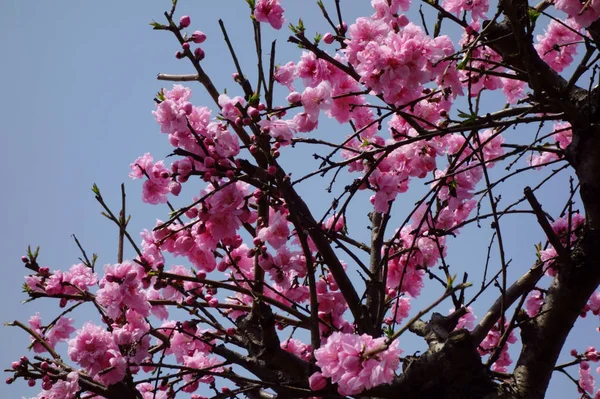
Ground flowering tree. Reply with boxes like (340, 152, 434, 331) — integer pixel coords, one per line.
(7, 0, 600, 398)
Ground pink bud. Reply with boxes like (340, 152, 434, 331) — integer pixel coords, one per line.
(179, 15, 191, 28)
(581, 361, 590, 370)
(571, 349, 579, 357)
(323, 32, 334, 44)
(286, 91, 302, 104)
(309, 372, 327, 391)
(21, 256, 28, 263)
(182, 42, 190, 51)
(204, 156, 215, 167)
(183, 102, 193, 115)
(465, 25, 476, 36)
(194, 47, 205, 61)
(175, 51, 185, 59)
(267, 165, 277, 175)
(248, 106, 259, 119)
(242, 117, 252, 125)
(28, 379, 36, 387)
(11, 361, 19, 369)
(169, 181, 182, 196)
(191, 30, 207, 43)
(5, 378, 14, 385)
(232, 72, 241, 81)
(397, 14, 409, 27)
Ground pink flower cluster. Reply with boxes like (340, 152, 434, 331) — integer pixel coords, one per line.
(254, 0, 285, 30)
(577, 348, 600, 397)
(529, 122, 573, 167)
(442, 0, 489, 21)
(478, 321, 517, 373)
(312, 332, 401, 395)
(68, 323, 127, 385)
(555, 0, 600, 27)
(28, 371, 80, 399)
(25, 263, 97, 298)
(535, 20, 581, 73)
(28, 314, 75, 353)
(96, 261, 151, 320)
(538, 211, 585, 274)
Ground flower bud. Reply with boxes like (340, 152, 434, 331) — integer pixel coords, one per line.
(194, 47, 205, 61)
(323, 32, 334, 44)
(247, 106, 259, 119)
(179, 15, 191, 28)
(286, 91, 302, 104)
(191, 30, 207, 44)
(397, 14, 409, 27)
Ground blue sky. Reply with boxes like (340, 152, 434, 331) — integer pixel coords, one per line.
(0, 1, 594, 398)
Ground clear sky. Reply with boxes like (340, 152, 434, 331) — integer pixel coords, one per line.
(0, 1, 594, 398)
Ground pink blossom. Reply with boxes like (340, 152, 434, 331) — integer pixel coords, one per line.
(535, 20, 581, 73)
(525, 290, 544, 317)
(555, 0, 600, 27)
(389, 297, 411, 323)
(257, 210, 290, 249)
(452, 306, 477, 330)
(274, 62, 297, 91)
(324, 214, 345, 233)
(442, 0, 489, 21)
(313, 332, 401, 395)
(553, 122, 572, 150)
(28, 314, 75, 353)
(30, 371, 79, 399)
(477, 129, 505, 167)
(218, 94, 245, 121)
(580, 361, 597, 394)
(68, 323, 126, 385)
(293, 112, 319, 132)
(254, 0, 286, 30)
(301, 81, 333, 122)
(258, 118, 299, 144)
(96, 261, 151, 320)
(281, 338, 312, 362)
(501, 76, 526, 104)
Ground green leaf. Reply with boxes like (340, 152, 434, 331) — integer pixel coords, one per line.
(314, 32, 322, 45)
(448, 179, 458, 198)
(288, 22, 299, 34)
(456, 50, 471, 70)
(447, 274, 456, 289)
(528, 7, 541, 23)
(456, 109, 478, 124)
(246, 0, 256, 8)
(91, 183, 100, 196)
(383, 325, 394, 338)
(248, 92, 261, 105)
(360, 139, 370, 148)
(149, 20, 167, 30)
